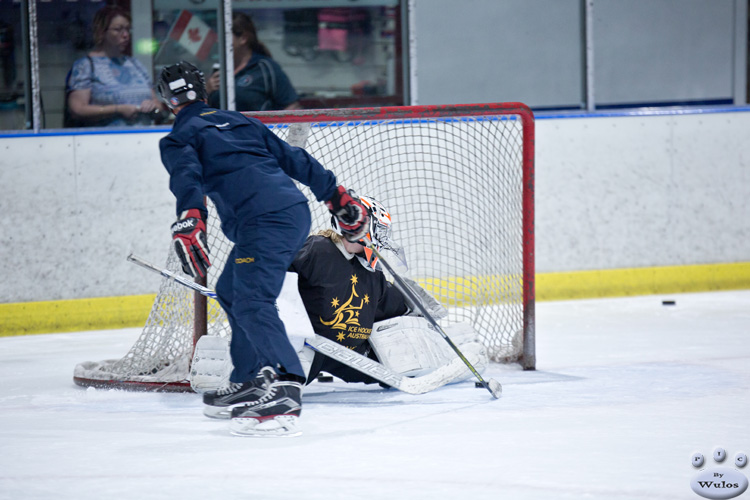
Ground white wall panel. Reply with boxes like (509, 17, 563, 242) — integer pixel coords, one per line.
(3, 132, 174, 302)
(3, 136, 77, 301)
(535, 110, 750, 271)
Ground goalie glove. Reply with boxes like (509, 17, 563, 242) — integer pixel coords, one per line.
(401, 276, 449, 320)
(325, 185, 370, 242)
(171, 208, 211, 279)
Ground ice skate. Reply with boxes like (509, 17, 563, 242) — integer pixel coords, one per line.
(228, 375, 302, 437)
(202, 367, 274, 419)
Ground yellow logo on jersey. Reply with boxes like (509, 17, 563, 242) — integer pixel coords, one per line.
(320, 274, 371, 339)
(235, 257, 255, 264)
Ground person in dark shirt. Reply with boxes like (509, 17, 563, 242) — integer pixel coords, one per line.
(206, 12, 300, 111)
(288, 196, 487, 388)
(291, 196, 409, 384)
(156, 60, 368, 436)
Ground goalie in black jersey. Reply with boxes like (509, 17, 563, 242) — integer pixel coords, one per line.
(191, 196, 488, 410)
(290, 196, 487, 385)
(289, 196, 409, 384)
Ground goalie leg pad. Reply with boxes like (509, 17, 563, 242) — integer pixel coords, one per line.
(369, 317, 487, 381)
(448, 341, 489, 384)
(441, 321, 481, 346)
(190, 335, 233, 394)
(296, 344, 315, 381)
(191, 272, 315, 393)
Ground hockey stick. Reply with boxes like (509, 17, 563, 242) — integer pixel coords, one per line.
(304, 335, 480, 395)
(127, 254, 217, 299)
(126, 254, 470, 395)
(363, 241, 503, 399)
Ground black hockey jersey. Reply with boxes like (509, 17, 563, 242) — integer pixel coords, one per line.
(290, 235, 408, 352)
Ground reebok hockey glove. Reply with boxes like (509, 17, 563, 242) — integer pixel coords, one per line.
(325, 185, 370, 242)
(171, 208, 211, 279)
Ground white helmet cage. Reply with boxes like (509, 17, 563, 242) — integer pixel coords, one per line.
(331, 195, 405, 269)
(361, 196, 396, 251)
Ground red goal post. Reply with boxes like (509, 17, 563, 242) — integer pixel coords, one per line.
(73, 102, 535, 392)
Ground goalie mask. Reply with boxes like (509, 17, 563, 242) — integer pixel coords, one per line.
(332, 196, 405, 270)
(157, 61, 207, 110)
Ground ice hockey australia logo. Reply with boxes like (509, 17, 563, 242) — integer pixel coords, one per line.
(319, 274, 372, 342)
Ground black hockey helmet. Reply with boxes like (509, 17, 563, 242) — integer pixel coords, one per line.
(157, 61, 207, 109)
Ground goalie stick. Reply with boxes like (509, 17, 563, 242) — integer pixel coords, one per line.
(126, 254, 476, 395)
(363, 240, 503, 399)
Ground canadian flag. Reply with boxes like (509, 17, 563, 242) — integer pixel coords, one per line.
(168, 10, 217, 61)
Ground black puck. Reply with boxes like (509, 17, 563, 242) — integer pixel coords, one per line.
(475, 382, 483, 388)
(317, 375, 334, 383)
(662, 300, 676, 306)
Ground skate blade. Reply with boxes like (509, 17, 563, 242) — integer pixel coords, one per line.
(229, 415, 301, 438)
(203, 405, 231, 419)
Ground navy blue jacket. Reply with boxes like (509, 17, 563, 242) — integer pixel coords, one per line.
(160, 101, 337, 242)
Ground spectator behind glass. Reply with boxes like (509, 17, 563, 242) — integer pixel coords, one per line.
(65, 6, 164, 127)
(206, 12, 301, 111)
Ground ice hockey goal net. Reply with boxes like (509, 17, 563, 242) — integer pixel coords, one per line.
(73, 102, 535, 391)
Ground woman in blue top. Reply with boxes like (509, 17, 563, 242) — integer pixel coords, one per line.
(66, 6, 163, 127)
(206, 12, 301, 111)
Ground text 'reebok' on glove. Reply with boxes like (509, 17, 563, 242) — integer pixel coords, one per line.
(325, 185, 370, 242)
(171, 208, 211, 279)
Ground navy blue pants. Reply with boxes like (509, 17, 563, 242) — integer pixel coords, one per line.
(215, 202, 311, 383)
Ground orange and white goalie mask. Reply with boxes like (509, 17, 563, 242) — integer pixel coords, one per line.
(332, 195, 405, 271)
(360, 196, 398, 270)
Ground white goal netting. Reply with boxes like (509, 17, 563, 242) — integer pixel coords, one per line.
(74, 103, 535, 391)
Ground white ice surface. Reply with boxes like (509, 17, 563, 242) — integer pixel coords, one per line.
(1, 291, 749, 500)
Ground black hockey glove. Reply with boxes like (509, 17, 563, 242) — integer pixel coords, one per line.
(171, 208, 211, 279)
(325, 185, 370, 242)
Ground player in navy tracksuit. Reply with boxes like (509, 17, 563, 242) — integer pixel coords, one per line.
(156, 61, 369, 433)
